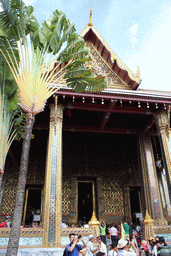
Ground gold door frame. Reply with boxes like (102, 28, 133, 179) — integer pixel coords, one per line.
(23, 187, 43, 224)
(77, 180, 96, 222)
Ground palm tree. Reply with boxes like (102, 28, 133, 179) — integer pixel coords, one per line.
(1, 6, 106, 256)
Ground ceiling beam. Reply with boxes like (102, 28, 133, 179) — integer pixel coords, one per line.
(67, 102, 152, 115)
(99, 100, 117, 131)
(56, 91, 171, 104)
(63, 125, 137, 134)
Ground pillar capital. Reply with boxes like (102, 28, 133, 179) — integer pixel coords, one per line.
(154, 110, 170, 138)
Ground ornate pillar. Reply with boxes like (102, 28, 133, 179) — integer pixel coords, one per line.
(154, 111, 171, 202)
(69, 177, 77, 224)
(138, 131, 167, 225)
(43, 103, 63, 247)
(138, 131, 153, 217)
(123, 187, 131, 222)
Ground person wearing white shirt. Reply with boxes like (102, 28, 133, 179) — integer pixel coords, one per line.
(110, 223, 118, 244)
(61, 219, 67, 228)
(96, 236, 107, 256)
(86, 234, 99, 256)
(117, 239, 139, 256)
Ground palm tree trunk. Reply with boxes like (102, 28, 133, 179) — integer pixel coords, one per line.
(6, 112, 35, 256)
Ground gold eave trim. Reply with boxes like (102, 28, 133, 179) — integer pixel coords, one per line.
(87, 42, 129, 88)
(80, 25, 140, 84)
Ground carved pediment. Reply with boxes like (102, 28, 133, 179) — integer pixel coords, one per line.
(85, 42, 131, 90)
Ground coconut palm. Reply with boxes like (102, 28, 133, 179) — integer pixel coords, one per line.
(1, 5, 106, 255)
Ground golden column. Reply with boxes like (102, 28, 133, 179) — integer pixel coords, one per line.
(138, 131, 167, 225)
(154, 111, 171, 217)
(154, 111, 171, 183)
(123, 187, 132, 222)
(138, 131, 153, 217)
(43, 100, 63, 248)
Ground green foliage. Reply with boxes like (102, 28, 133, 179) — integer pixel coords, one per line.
(31, 10, 107, 92)
(12, 108, 25, 140)
(31, 10, 76, 54)
(0, 0, 39, 112)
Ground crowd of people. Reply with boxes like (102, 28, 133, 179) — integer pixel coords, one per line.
(63, 219, 169, 256)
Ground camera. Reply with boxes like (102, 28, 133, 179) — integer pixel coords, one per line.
(78, 235, 82, 239)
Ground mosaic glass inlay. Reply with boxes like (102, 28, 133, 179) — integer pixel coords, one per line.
(48, 126, 59, 242)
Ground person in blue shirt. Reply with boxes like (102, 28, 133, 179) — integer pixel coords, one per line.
(65, 233, 87, 256)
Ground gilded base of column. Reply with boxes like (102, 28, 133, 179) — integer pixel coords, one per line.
(143, 211, 155, 240)
(88, 211, 100, 237)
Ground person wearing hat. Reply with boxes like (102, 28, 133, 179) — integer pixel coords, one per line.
(61, 219, 67, 228)
(117, 239, 139, 256)
(86, 234, 99, 255)
(148, 237, 154, 255)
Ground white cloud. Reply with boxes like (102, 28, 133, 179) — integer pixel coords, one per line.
(129, 24, 139, 37)
(130, 36, 139, 44)
(128, 23, 139, 44)
(24, 0, 36, 5)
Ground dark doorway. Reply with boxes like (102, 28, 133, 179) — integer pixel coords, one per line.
(129, 187, 141, 224)
(78, 182, 93, 224)
(24, 188, 42, 226)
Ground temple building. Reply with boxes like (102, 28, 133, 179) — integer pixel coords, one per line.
(0, 6, 171, 249)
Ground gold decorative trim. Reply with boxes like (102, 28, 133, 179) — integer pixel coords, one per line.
(80, 26, 141, 83)
(153, 225, 171, 234)
(88, 3, 93, 27)
(143, 210, 154, 225)
(0, 228, 43, 237)
(43, 104, 54, 247)
(85, 42, 129, 89)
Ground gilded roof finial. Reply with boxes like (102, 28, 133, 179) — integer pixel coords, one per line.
(88, 3, 93, 26)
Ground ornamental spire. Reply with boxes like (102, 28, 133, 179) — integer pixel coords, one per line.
(88, 3, 93, 26)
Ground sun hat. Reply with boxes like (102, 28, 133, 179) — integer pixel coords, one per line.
(88, 234, 94, 240)
(117, 239, 128, 249)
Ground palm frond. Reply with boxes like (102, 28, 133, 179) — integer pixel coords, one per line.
(0, 91, 16, 173)
(0, 39, 62, 115)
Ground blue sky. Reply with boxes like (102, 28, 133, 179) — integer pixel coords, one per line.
(5, 0, 171, 91)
